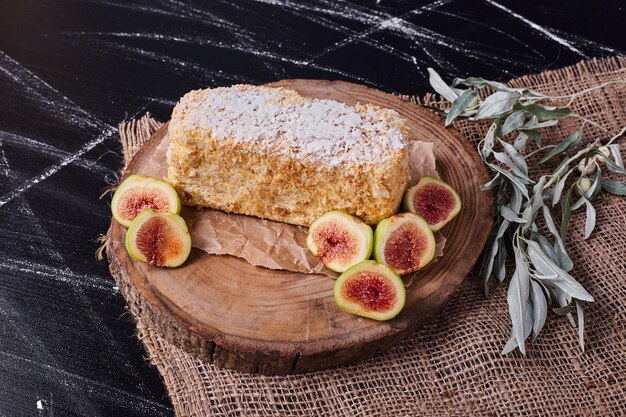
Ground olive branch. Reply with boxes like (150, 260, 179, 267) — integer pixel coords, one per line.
(426, 69, 626, 354)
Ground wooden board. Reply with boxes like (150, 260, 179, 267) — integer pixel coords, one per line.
(106, 80, 493, 375)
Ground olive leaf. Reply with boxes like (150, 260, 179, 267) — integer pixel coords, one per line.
(530, 280, 548, 340)
(507, 251, 530, 354)
(512, 102, 571, 119)
(501, 111, 526, 136)
(539, 130, 581, 164)
(601, 178, 626, 195)
(446, 90, 478, 126)
(583, 200, 596, 239)
(427, 68, 460, 103)
(424, 69, 625, 355)
(608, 144, 624, 168)
(526, 240, 594, 302)
(475, 91, 520, 119)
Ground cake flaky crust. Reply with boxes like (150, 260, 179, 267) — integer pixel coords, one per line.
(167, 85, 410, 226)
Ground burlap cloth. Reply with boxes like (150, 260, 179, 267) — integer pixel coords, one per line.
(114, 57, 626, 416)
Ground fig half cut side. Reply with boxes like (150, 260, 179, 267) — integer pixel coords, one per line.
(111, 175, 181, 227)
(373, 213, 436, 276)
(306, 211, 373, 273)
(334, 260, 405, 321)
(403, 176, 461, 232)
(125, 210, 192, 268)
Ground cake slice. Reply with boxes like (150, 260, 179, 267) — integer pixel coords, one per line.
(166, 85, 410, 226)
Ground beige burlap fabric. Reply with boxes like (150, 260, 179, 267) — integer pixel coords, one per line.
(115, 56, 626, 416)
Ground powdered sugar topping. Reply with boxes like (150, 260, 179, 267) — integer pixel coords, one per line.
(175, 85, 407, 165)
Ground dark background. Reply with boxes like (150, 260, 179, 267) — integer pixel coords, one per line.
(0, 1, 622, 416)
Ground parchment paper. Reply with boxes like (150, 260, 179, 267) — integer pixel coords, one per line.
(142, 135, 445, 280)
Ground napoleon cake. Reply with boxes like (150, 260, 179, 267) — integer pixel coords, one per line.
(166, 85, 410, 226)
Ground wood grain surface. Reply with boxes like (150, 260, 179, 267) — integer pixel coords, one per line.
(106, 79, 493, 374)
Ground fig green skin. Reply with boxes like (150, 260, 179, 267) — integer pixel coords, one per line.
(402, 176, 462, 232)
(333, 260, 405, 321)
(111, 174, 181, 227)
(306, 210, 374, 273)
(125, 209, 192, 268)
(373, 213, 436, 275)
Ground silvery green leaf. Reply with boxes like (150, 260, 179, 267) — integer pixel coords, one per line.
(494, 152, 533, 184)
(584, 200, 596, 239)
(475, 92, 521, 119)
(521, 206, 533, 230)
(502, 334, 519, 355)
(488, 163, 530, 198)
(550, 286, 576, 327)
(522, 119, 559, 129)
(501, 299, 533, 355)
(501, 111, 525, 136)
(427, 68, 459, 103)
(452, 76, 510, 90)
(541, 206, 573, 271)
(539, 130, 581, 164)
(599, 152, 626, 175)
(530, 280, 548, 340)
(507, 250, 530, 354)
(446, 90, 479, 126)
(452, 77, 545, 98)
(526, 240, 594, 302)
(481, 124, 497, 158)
(560, 187, 573, 242)
(512, 102, 571, 119)
(480, 173, 501, 191)
(553, 157, 570, 178)
(609, 144, 624, 169)
(551, 173, 570, 206)
(500, 139, 529, 176)
(482, 239, 499, 286)
(496, 240, 508, 282)
(553, 305, 571, 315)
(501, 206, 525, 223)
(534, 273, 559, 280)
(514, 132, 529, 150)
(510, 185, 523, 213)
(575, 300, 585, 352)
(601, 179, 626, 195)
(551, 285, 572, 308)
(532, 176, 547, 199)
(535, 233, 558, 263)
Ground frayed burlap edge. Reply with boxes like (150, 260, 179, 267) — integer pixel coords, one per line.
(109, 56, 626, 417)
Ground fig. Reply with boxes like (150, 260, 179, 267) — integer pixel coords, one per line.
(125, 210, 191, 267)
(334, 260, 405, 321)
(111, 175, 181, 227)
(306, 211, 373, 273)
(403, 176, 461, 232)
(373, 213, 436, 275)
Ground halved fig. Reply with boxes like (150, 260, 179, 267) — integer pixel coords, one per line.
(334, 260, 405, 321)
(403, 176, 461, 232)
(373, 213, 436, 275)
(125, 210, 191, 267)
(306, 211, 373, 273)
(111, 175, 181, 227)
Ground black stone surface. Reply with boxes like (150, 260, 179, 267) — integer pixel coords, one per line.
(0, 1, 623, 416)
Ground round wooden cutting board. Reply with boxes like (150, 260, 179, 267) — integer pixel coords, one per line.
(106, 80, 493, 375)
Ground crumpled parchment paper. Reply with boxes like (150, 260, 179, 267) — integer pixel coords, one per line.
(141, 134, 445, 280)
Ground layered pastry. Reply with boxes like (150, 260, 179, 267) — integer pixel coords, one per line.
(166, 85, 410, 226)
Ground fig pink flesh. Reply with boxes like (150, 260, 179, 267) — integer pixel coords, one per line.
(135, 216, 183, 266)
(312, 221, 357, 264)
(412, 184, 456, 225)
(118, 188, 170, 221)
(342, 272, 397, 312)
(383, 223, 428, 272)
